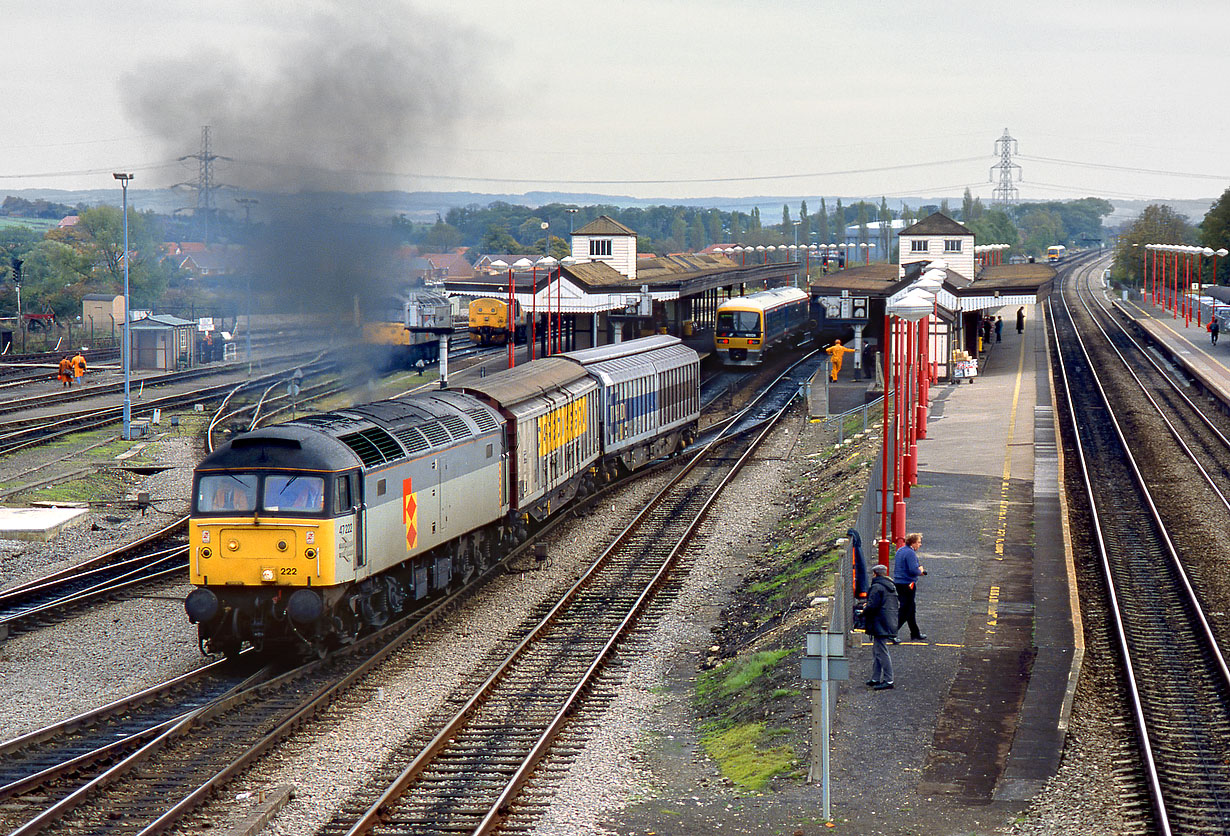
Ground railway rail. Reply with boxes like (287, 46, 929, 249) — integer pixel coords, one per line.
(1051, 257, 1230, 835)
(318, 352, 819, 836)
(0, 348, 818, 836)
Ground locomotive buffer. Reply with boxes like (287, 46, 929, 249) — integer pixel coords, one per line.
(406, 305, 454, 388)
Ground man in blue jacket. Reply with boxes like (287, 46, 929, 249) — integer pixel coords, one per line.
(864, 563, 899, 690)
(894, 532, 928, 642)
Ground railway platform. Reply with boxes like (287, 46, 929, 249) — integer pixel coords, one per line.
(829, 301, 1081, 832)
(1115, 290, 1230, 408)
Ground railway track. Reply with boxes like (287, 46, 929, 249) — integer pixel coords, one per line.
(0, 520, 187, 639)
(1051, 258, 1230, 835)
(316, 352, 818, 836)
(0, 348, 818, 836)
(0, 659, 262, 805)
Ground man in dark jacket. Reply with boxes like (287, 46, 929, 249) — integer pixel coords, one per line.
(864, 563, 899, 690)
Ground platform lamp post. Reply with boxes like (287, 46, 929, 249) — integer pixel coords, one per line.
(113, 172, 134, 440)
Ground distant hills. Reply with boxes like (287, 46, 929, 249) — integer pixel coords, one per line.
(0, 187, 1216, 228)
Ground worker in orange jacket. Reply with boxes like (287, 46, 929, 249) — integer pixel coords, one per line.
(57, 356, 73, 388)
(71, 350, 87, 382)
(825, 340, 857, 381)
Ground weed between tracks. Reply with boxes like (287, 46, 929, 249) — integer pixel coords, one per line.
(693, 429, 878, 792)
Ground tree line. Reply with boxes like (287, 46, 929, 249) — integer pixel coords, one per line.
(400, 193, 1115, 263)
(1111, 188, 1230, 287)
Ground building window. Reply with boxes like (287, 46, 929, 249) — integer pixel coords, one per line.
(910, 240, 928, 252)
(589, 238, 612, 257)
(944, 239, 963, 253)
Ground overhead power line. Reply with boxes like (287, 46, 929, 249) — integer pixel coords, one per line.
(1018, 155, 1230, 181)
(0, 160, 181, 180)
(226, 155, 988, 186)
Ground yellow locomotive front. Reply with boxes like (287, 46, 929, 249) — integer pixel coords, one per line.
(469, 298, 519, 346)
(186, 429, 365, 655)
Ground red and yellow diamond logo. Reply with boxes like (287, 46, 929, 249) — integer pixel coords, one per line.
(402, 477, 418, 550)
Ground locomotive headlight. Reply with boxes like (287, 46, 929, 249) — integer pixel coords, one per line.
(276, 540, 288, 552)
(305, 548, 317, 559)
(261, 567, 275, 582)
(227, 539, 239, 552)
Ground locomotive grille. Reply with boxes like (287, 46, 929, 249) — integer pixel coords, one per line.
(440, 414, 472, 440)
(339, 427, 405, 466)
(465, 407, 500, 433)
(420, 422, 451, 447)
(394, 427, 432, 456)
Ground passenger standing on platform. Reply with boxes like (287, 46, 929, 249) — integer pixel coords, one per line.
(1016, 307, 1025, 334)
(864, 563, 898, 690)
(995, 317, 1003, 343)
(862, 340, 878, 382)
(894, 532, 927, 642)
(1210, 317, 1220, 346)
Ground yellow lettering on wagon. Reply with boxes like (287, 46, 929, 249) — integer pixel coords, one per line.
(537, 399, 587, 455)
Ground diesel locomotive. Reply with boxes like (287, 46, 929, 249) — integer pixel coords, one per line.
(185, 335, 700, 656)
(360, 290, 453, 369)
(467, 298, 525, 346)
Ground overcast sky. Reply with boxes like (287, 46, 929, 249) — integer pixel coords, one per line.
(2, 0, 1227, 206)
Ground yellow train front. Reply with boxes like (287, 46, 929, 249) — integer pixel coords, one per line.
(468, 298, 524, 346)
(714, 287, 810, 366)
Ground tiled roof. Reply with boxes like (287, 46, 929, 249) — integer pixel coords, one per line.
(573, 215, 637, 236)
(899, 212, 973, 237)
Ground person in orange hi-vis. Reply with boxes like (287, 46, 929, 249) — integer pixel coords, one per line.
(825, 340, 856, 381)
(71, 350, 87, 382)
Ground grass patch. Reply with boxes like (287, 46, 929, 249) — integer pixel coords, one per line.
(701, 722, 795, 791)
(746, 550, 838, 595)
(770, 688, 800, 700)
(697, 649, 792, 703)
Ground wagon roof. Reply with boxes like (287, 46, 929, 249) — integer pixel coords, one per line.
(457, 357, 590, 407)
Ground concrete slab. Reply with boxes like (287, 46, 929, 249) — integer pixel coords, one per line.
(0, 506, 90, 542)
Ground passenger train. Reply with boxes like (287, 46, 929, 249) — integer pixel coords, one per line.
(1046, 245, 1066, 264)
(714, 286, 810, 366)
(184, 335, 700, 656)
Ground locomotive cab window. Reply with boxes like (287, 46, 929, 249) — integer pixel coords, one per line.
(264, 474, 326, 514)
(334, 473, 353, 512)
(197, 474, 258, 513)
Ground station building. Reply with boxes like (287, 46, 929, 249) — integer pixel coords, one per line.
(442, 211, 1053, 376)
(811, 212, 1054, 380)
(443, 216, 803, 354)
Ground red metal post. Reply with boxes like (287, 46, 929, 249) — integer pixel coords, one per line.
(507, 268, 514, 369)
(879, 311, 892, 566)
(892, 313, 906, 545)
(530, 267, 537, 361)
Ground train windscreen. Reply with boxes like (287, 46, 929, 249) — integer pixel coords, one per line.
(717, 310, 760, 337)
